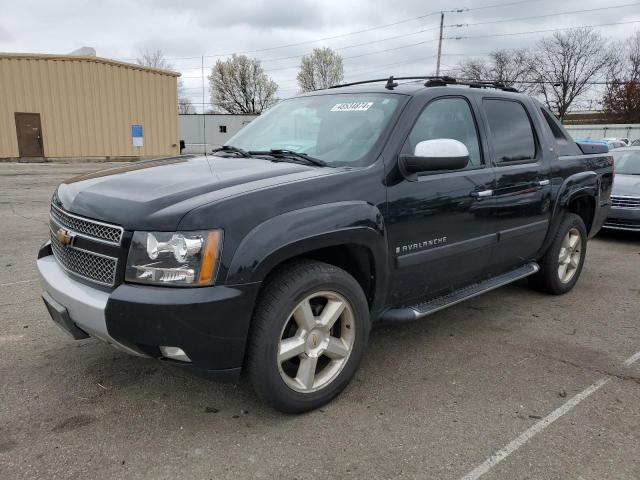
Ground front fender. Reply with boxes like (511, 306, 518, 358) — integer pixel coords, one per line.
(225, 200, 387, 291)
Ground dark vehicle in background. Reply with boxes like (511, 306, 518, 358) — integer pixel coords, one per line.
(605, 146, 640, 232)
(38, 76, 614, 413)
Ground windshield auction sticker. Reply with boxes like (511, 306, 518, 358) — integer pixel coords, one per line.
(330, 102, 374, 112)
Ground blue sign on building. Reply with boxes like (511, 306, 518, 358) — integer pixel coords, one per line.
(132, 124, 143, 147)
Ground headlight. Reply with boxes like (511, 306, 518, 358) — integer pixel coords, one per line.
(125, 230, 222, 286)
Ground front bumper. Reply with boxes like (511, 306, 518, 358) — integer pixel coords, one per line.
(603, 206, 640, 232)
(37, 254, 261, 381)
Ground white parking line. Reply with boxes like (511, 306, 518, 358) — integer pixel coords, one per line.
(622, 351, 640, 368)
(460, 350, 640, 480)
(0, 279, 37, 287)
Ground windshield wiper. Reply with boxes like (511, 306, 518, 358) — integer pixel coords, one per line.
(248, 149, 327, 167)
(211, 145, 251, 158)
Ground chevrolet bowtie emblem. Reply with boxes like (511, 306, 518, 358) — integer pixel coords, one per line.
(56, 228, 75, 246)
(311, 335, 317, 347)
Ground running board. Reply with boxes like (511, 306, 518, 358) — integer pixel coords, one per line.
(381, 262, 540, 322)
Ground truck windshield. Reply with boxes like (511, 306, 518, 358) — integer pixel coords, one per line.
(225, 93, 403, 167)
(612, 150, 640, 175)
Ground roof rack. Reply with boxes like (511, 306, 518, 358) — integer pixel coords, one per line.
(329, 75, 519, 93)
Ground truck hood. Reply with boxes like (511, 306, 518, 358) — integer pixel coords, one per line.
(612, 173, 640, 197)
(55, 155, 332, 230)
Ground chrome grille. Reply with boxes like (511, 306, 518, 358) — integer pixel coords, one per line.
(611, 195, 640, 209)
(604, 218, 640, 231)
(50, 232, 118, 286)
(50, 203, 123, 245)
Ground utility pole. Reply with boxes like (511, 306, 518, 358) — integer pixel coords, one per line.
(201, 55, 206, 154)
(435, 12, 444, 76)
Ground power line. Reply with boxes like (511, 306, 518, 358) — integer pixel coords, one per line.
(262, 38, 439, 73)
(445, 2, 640, 28)
(119, 0, 542, 62)
(170, 27, 443, 73)
(119, 12, 443, 62)
(252, 27, 441, 64)
(198, 2, 630, 78)
(445, 19, 640, 40)
(462, 0, 540, 11)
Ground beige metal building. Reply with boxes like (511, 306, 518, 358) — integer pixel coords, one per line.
(0, 53, 180, 161)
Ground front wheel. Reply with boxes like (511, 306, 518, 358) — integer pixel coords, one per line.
(246, 260, 370, 413)
(529, 213, 587, 295)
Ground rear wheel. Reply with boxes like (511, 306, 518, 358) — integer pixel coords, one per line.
(529, 213, 587, 295)
(246, 260, 370, 413)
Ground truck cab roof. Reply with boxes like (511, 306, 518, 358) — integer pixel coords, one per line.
(300, 76, 526, 100)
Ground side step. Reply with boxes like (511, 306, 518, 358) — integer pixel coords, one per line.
(380, 262, 540, 322)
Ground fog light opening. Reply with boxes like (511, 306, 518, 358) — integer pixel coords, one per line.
(159, 346, 191, 363)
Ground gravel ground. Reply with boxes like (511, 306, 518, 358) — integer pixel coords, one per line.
(1, 162, 639, 480)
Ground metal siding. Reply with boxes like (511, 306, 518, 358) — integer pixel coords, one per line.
(0, 59, 17, 156)
(0, 55, 179, 159)
(178, 114, 258, 147)
(565, 124, 640, 142)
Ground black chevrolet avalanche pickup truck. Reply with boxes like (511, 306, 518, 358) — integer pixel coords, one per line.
(38, 77, 614, 413)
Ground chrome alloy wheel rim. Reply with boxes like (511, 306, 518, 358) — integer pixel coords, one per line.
(277, 291, 356, 393)
(558, 227, 582, 283)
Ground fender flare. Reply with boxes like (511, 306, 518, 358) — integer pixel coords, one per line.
(541, 171, 598, 253)
(225, 201, 388, 308)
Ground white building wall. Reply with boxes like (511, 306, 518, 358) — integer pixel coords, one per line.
(179, 114, 257, 148)
(564, 124, 640, 142)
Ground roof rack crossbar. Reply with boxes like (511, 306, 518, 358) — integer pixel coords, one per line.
(329, 76, 448, 89)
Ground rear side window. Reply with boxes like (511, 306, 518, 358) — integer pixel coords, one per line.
(540, 107, 567, 140)
(538, 105, 582, 156)
(483, 99, 536, 164)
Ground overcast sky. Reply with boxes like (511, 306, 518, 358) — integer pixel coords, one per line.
(1, 0, 638, 110)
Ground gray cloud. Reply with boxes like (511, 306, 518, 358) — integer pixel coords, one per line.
(0, 25, 12, 42)
(0, 0, 637, 106)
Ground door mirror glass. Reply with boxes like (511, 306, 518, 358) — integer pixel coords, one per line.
(400, 139, 470, 178)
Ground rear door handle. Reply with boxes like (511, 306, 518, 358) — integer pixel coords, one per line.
(470, 189, 493, 199)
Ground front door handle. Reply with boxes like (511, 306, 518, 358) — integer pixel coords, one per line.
(470, 189, 493, 199)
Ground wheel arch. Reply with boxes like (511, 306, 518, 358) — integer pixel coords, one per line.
(539, 171, 599, 255)
(225, 201, 389, 313)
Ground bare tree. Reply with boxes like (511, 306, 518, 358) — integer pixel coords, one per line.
(529, 28, 612, 120)
(457, 58, 489, 81)
(297, 47, 344, 92)
(209, 55, 278, 114)
(137, 49, 194, 114)
(177, 98, 195, 114)
(603, 30, 640, 122)
(457, 49, 534, 92)
(136, 49, 173, 70)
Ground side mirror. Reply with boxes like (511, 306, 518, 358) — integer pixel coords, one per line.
(399, 139, 470, 179)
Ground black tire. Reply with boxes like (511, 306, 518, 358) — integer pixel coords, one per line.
(246, 260, 370, 413)
(529, 213, 588, 295)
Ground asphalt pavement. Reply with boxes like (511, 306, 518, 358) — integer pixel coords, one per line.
(1, 162, 639, 479)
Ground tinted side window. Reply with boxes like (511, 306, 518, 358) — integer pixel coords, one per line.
(407, 97, 482, 167)
(483, 99, 536, 164)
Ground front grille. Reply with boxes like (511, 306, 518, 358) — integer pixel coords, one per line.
(604, 218, 640, 231)
(50, 203, 123, 245)
(611, 195, 640, 209)
(50, 233, 118, 286)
